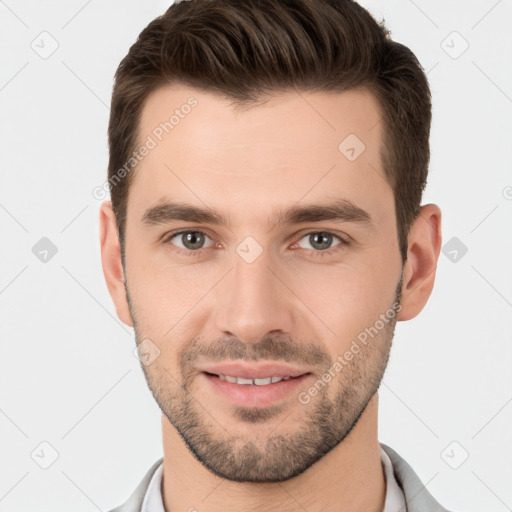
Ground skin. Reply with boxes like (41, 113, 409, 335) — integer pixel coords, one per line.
(99, 85, 442, 512)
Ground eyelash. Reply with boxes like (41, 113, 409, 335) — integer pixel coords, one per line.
(162, 229, 351, 259)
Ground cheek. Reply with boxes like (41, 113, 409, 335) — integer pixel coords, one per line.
(127, 235, 203, 300)
(288, 254, 398, 346)
(127, 250, 222, 344)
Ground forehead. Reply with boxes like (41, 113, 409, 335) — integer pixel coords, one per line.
(128, 85, 393, 229)
(138, 85, 383, 158)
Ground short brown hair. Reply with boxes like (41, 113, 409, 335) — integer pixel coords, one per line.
(108, 0, 432, 265)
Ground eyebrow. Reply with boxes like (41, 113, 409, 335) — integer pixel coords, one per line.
(141, 199, 374, 230)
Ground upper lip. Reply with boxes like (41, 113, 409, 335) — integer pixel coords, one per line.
(199, 362, 310, 379)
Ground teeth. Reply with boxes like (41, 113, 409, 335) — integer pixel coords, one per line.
(254, 377, 272, 385)
(217, 374, 292, 385)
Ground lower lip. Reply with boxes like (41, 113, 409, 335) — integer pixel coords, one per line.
(201, 372, 311, 408)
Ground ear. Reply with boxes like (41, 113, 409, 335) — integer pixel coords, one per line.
(98, 200, 134, 327)
(397, 203, 442, 321)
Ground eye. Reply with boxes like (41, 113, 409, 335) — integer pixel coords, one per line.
(162, 229, 349, 259)
(164, 230, 214, 252)
(294, 231, 348, 254)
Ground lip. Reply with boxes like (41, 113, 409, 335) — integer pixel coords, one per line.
(198, 362, 310, 380)
(200, 371, 312, 408)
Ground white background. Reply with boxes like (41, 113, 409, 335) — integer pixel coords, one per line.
(1, 1, 511, 511)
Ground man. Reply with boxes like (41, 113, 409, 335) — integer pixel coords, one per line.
(99, 0, 450, 510)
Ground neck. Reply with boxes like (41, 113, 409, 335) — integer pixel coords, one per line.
(160, 394, 385, 512)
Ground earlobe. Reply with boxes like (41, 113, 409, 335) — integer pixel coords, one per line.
(98, 200, 134, 327)
(397, 204, 442, 321)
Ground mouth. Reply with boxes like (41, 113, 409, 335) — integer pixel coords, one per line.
(204, 371, 304, 385)
(198, 361, 310, 380)
(200, 370, 312, 408)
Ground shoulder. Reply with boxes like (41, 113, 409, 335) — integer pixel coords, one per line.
(380, 442, 454, 512)
(107, 457, 164, 512)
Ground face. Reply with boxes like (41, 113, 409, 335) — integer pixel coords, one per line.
(119, 86, 405, 482)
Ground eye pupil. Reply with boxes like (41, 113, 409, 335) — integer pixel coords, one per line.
(183, 232, 204, 250)
(310, 232, 332, 251)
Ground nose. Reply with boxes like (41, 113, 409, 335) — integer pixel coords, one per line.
(213, 246, 294, 345)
